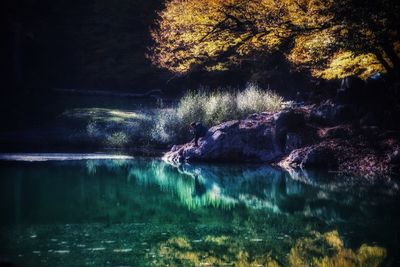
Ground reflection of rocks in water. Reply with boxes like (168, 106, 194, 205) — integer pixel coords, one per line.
(170, 162, 400, 225)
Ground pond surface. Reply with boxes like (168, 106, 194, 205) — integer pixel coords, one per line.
(0, 154, 399, 266)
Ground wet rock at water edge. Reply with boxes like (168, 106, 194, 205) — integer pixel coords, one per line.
(163, 115, 283, 164)
(301, 146, 338, 169)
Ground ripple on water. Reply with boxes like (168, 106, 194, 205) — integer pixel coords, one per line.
(87, 247, 106, 251)
(113, 249, 133, 253)
(53, 250, 70, 254)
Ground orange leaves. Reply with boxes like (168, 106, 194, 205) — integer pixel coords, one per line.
(149, 0, 294, 73)
(149, 0, 399, 78)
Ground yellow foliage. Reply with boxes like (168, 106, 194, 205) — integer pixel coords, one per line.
(151, 231, 386, 267)
(314, 51, 386, 80)
(150, 0, 334, 73)
(324, 230, 343, 250)
(204, 235, 229, 245)
(151, 235, 282, 267)
(167, 236, 192, 249)
(150, 0, 400, 79)
(289, 30, 336, 65)
(288, 230, 387, 267)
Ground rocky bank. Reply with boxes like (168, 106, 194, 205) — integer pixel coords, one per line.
(164, 100, 400, 179)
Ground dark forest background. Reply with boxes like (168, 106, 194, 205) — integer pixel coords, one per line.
(1, 0, 310, 98)
(2, 0, 167, 93)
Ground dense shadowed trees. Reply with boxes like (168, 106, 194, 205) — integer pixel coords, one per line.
(149, 0, 400, 79)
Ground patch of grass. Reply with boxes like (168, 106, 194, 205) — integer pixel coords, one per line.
(61, 84, 284, 148)
(105, 132, 129, 148)
(178, 83, 283, 126)
(151, 83, 284, 144)
(237, 83, 283, 114)
(63, 108, 146, 124)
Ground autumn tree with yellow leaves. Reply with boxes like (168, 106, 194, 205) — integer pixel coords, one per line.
(149, 0, 399, 79)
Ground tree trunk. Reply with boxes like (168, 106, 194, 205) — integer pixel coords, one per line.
(382, 44, 400, 77)
(373, 50, 393, 74)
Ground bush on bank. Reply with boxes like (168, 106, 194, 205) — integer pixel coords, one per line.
(151, 84, 284, 145)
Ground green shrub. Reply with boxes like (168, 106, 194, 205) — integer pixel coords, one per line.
(150, 84, 284, 144)
(105, 132, 129, 148)
(176, 90, 208, 126)
(204, 91, 238, 125)
(74, 85, 284, 147)
(237, 83, 283, 114)
(151, 108, 186, 144)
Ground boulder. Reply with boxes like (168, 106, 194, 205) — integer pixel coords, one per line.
(318, 125, 354, 139)
(302, 146, 338, 169)
(310, 100, 355, 125)
(164, 114, 284, 164)
(279, 145, 338, 170)
(279, 148, 307, 168)
(274, 109, 305, 133)
(274, 109, 305, 150)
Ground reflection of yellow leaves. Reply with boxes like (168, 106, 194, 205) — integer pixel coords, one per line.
(357, 244, 387, 266)
(167, 236, 192, 249)
(151, 235, 281, 267)
(152, 231, 386, 267)
(204, 235, 229, 245)
(289, 230, 386, 267)
(324, 230, 343, 249)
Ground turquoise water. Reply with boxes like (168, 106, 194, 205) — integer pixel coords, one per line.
(0, 156, 399, 266)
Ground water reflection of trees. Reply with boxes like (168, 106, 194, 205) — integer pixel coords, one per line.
(86, 159, 399, 225)
(149, 230, 386, 267)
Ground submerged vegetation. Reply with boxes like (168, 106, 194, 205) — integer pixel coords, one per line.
(150, 231, 386, 267)
(289, 231, 386, 267)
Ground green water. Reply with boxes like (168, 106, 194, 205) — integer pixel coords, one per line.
(0, 156, 399, 266)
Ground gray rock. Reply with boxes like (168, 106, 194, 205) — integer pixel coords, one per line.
(321, 125, 353, 139)
(281, 148, 306, 168)
(274, 109, 305, 133)
(163, 114, 284, 164)
(274, 109, 305, 151)
(310, 100, 354, 125)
